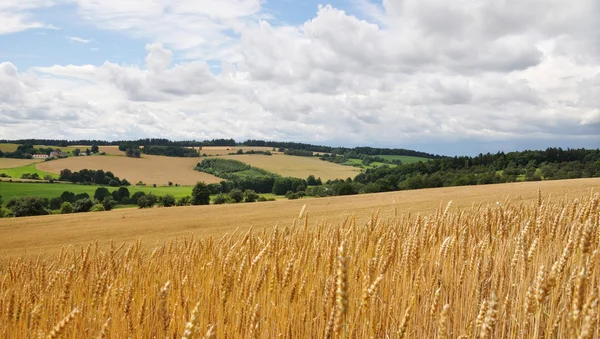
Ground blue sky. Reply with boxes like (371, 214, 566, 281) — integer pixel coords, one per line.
(0, 0, 598, 155)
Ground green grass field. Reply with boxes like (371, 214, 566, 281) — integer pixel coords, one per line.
(0, 163, 59, 179)
(0, 182, 286, 206)
(377, 155, 430, 163)
(0, 144, 19, 152)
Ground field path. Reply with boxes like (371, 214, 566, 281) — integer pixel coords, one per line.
(0, 178, 598, 260)
(36, 154, 221, 186)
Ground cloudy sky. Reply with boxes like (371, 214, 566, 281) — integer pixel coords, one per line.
(0, 0, 599, 155)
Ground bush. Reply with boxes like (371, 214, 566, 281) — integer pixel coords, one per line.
(108, 179, 120, 187)
(74, 193, 90, 200)
(60, 202, 74, 214)
(60, 191, 76, 203)
(44, 174, 54, 181)
(136, 181, 146, 186)
(90, 204, 106, 212)
(102, 196, 116, 211)
(213, 194, 234, 205)
(176, 196, 192, 206)
(73, 198, 94, 213)
(228, 189, 244, 203)
(130, 191, 146, 204)
(0, 207, 14, 218)
(244, 190, 259, 203)
(257, 196, 267, 202)
(138, 194, 158, 208)
(7, 197, 49, 217)
(160, 194, 176, 207)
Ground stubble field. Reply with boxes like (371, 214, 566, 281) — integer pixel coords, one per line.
(36, 154, 221, 186)
(217, 154, 361, 181)
(0, 178, 598, 338)
(0, 158, 42, 168)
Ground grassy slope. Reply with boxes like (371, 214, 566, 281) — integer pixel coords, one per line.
(0, 163, 59, 179)
(377, 154, 430, 163)
(0, 177, 597, 259)
(0, 181, 193, 203)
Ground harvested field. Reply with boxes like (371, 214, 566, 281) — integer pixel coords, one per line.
(191, 146, 277, 156)
(217, 154, 361, 180)
(0, 158, 41, 168)
(0, 177, 597, 260)
(36, 154, 221, 186)
(0, 178, 599, 338)
(98, 145, 125, 155)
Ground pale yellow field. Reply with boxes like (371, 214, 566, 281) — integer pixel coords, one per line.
(217, 154, 361, 180)
(190, 146, 278, 156)
(0, 178, 599, 338)
(98, 145, 125, 155)
(0, 158, 41, 168)
(36, 154, 221, 186)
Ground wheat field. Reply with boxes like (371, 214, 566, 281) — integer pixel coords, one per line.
(36, 154, 221, 186)
(1, 185, 599, 338)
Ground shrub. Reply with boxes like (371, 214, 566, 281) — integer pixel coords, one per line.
(257, 196, 267, 202)
(90, 204, 105, 212)
(73, 199, 94, 213)
(60, 202, 74, 214)
(160, 194, 176, 207)
(244, 190, 259, 203)
(176, 196, 192, 206)
(108, 179, 120, 187)
(60, 191, 76, 203)
(213, 194, 234, 205)
(74, 193, 90, 200)
(136, 181, 146, 186)
(6, 197, 49, 217)
(44, 174, 54, 181)
(138, 194, 158, 208)
(130, 192, 146, 205)
(228, 189, 244, 203)
(102, 197, 116, 211)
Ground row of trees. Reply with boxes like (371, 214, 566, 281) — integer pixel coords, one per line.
(59, 169, 130, 186)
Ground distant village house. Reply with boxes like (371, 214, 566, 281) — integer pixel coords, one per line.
(32, 154, 49, 159)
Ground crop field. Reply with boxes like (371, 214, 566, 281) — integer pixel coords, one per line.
(0, 143, 89, 153)
(0, 178, 598, 338)
(98, 146, 124, 155)
(0, 143, 20, 152)
(0, 163, 59, 179)
(217, 154, 361, 181)
(36, 154, 221, 186)
(187, 146, 277, 156)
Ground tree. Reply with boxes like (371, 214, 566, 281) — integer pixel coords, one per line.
(117, 187, 130, 200)
(60, 202, 74, 214)
(94, 169, 106, 185)
(75, 193, 90, 200)
(121, 178, 131, 186)
(91, 145, 99, 153)
(191, 182, 211, 205)
(0, 193, 3, 206)
(108, 179, 120, 187)
(130, 192, 146, 204)
(228, 189, 244, 203)
(306, 175, 318, 186)
(160, 194, 176, 207)
(49, 197, 63, 210)
(94, 187, 110, 201)
(244, 190, 259, 203)
(73, 198, 94, 213)
(85, 148, 91, 156)
(59, 169, 73, 181)
(7, 197, 48, 217)
(60, 191, 75, 203)
(73, 149, 81, 156)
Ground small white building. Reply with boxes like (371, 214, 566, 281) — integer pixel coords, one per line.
(32, 154, 49, 159)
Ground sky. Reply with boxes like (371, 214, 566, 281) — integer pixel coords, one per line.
(0, 0, 599, 156)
